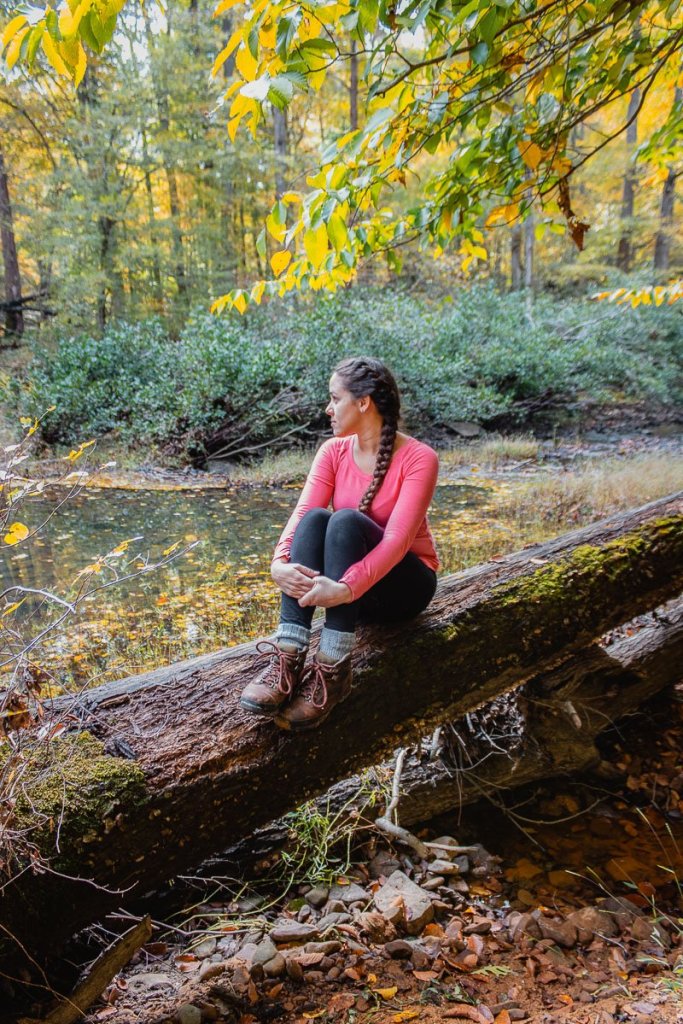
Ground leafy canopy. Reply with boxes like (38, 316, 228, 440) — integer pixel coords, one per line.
(2, 1, 682, 312)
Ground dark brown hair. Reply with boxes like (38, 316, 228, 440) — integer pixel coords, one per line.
(333, 356, 401, 513)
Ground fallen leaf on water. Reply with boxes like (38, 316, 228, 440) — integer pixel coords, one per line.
(373, 986, 398, 1000)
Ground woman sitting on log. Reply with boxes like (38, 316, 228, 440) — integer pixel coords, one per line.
(240, 356, 440, 730)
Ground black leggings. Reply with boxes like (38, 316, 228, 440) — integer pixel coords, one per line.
(280, 507, 438, 634)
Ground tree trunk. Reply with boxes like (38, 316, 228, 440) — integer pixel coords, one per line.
(1, 494, 682, 977)
(0, 147, 24, 340)
(207, 596, 683, 875)
(142, 8, 188, 303)
(616, 88, 640, 271)
(273, 108, 288, 200)
(510, 223, 522, 290)
(653, 167, 677, 272)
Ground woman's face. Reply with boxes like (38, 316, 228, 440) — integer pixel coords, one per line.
(326, 373, 367, 436)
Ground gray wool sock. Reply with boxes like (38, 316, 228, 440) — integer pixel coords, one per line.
(319, 627, 355, 663)
(275, 622, 310, 652)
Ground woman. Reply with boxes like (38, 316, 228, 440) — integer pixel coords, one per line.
(240, 356, 440, 730)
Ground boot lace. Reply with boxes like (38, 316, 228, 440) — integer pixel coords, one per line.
(298, 661, 329, 709)
(255, 640, 299, 696)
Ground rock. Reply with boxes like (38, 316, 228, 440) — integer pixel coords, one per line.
(597, 896, 644, 931)
(263, 953, 286, 977)
(453, 855, 471, 874)
(285, 957, 303, 982)
(566, 906, 619, 943)
(429, 836, 461, 859)
(328, 882, 371, 905)
(429, 859, 462, 876)
(198, 960, 226, 982)
(355, 911, 397, 943)
(305, 885, 329, 908)
(270, 921, 320, 944)
(630, 1001, 657, 1014)
(127, 972, 177, 995)
(373, 870, 434, 936)
(535, 914, 577, 948)
(368, 850, 401, 879)
(451, 421, 484, 438)
(630, 915, 670, 947)
(193, 937, 217, 959)
(318, 912, 352, 930)
(507, 911, 542, 942)
(235, 936, 278, 969)
(304, 970, 325, 985)
(304, 940, 342, 954)
(383, 939, 413, 959)
(298, 904, 312, 922)
(176, 1004, 202, 1024)
(321, 899, 347, 915)
(422, 876, 445, 891)
(463, 917, 492, 936)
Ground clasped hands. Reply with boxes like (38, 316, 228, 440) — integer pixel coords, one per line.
(271, 559, 352, 608)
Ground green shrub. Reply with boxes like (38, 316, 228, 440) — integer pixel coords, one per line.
(7, 285, 682, 457)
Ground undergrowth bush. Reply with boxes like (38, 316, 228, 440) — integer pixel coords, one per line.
(6, 285, 682, 458)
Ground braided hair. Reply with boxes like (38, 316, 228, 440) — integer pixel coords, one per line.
(333, 356, 401, 514)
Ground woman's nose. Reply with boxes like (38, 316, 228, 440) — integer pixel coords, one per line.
(325, 403, 333, 416)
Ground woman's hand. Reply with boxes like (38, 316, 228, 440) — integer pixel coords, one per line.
(271, 559, 320, 599)
(298, 576, 352, 609)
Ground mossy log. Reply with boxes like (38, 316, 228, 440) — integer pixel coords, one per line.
(2, 492, 682, 980)
(198, 595, 683, 875)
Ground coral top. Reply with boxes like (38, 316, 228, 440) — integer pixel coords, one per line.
(272, 435, 440, 600)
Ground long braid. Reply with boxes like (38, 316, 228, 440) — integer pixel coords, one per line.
(333, 356, 401, 515)
(359, 416, 397, 513)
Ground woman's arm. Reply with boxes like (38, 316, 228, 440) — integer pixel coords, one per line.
(271, 439, 337, 564)
(339, 445, 439, 601)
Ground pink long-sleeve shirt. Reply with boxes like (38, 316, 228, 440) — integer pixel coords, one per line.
(272, 435, 440, 600)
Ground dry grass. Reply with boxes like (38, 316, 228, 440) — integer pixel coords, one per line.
(223, 448, 316, 486)
(504, 453, 683, 526)
(438, 433, 540, 470)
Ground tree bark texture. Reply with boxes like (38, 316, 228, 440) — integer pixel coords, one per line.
(0, 147, 24, 339)
(1, 494, 681, 973)
(616, 88, 640, 271)
(199, 596, 683, 876)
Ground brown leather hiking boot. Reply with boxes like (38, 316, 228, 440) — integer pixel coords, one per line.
(274, 655, 352, 731)
(240, 640, 306, 717)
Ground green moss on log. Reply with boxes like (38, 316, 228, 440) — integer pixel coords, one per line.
(6, 732, 147, 873)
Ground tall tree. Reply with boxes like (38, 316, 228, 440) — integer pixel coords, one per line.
(653, 84, 681, 273)
(616, 88, 641, 271)
(0, 145, 23, 339)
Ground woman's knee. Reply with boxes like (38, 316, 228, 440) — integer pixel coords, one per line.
(296, 507, 332, 533)
(327, 508, 370, 534)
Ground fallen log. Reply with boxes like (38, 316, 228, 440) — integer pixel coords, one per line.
(1, 493, 681, 978)
(196, 596, 683, 876)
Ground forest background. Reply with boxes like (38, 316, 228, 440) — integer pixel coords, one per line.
(0, 0, 681, 465)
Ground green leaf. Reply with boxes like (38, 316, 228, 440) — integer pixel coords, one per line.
(471, 41, 489, 65)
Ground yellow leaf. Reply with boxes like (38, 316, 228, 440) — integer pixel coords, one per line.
(233, 291, 248, 314)
(302, 1012, 325, 1020)
(73, 39, 87, 88)
(42, 33, 71, 77)
(214, 0, 242, 15)
(393, 1012, 421, 1022)
(3, 522, 29, 546)
(485, 202, 519, 227)
(304, 223, 328, 270)
(251, 280, 266, 304)
(374, 986, 398, 999)
(271, 250, 292, 276)
(519, 141, 543, 170)
(235, 43, 258, 81)
(212, 26, 242, 77)
(2, 598, 26, 617)
(227, 115, 241, 142)
(1, 14, 27, 50)
(5, 25, 29, 69)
